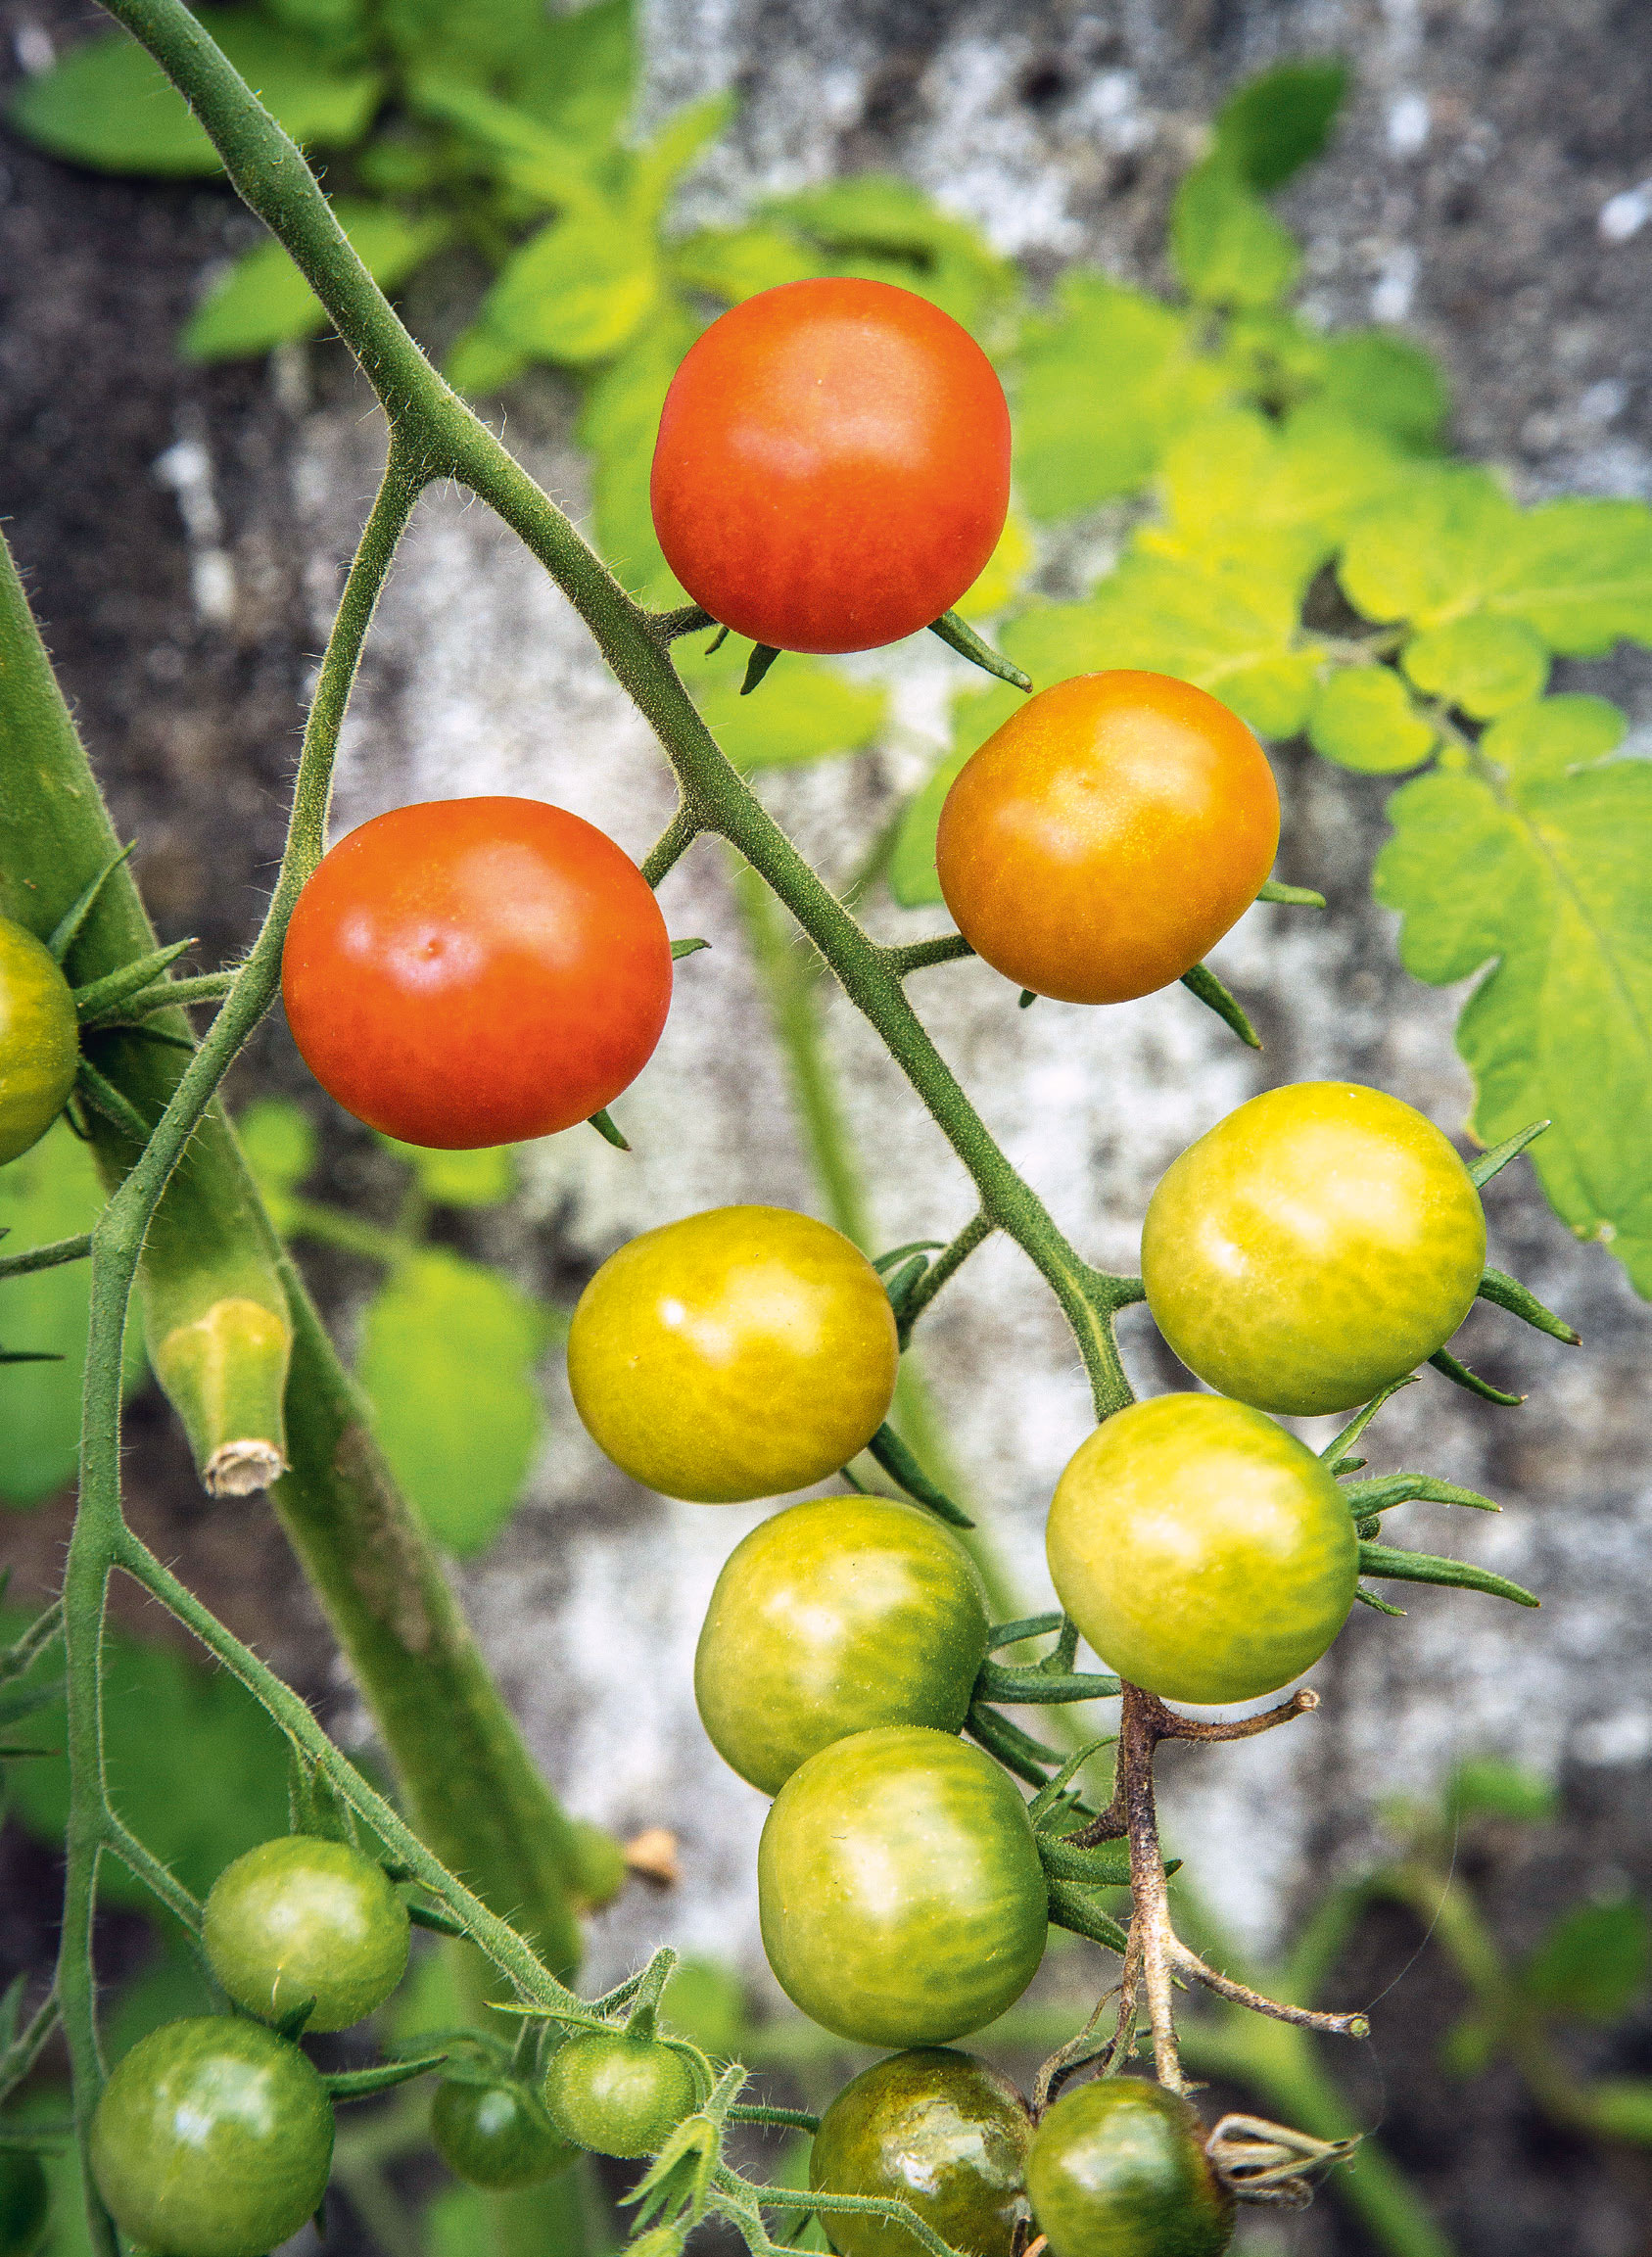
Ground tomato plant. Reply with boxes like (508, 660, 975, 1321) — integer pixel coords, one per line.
(431, 2076, 577, 2189)
(0, 917, 78, 1167)
(543, 2030, 700, 2158)
(758, 1726, 1048, 2047)
(1046, 1393, 1357, 1705)
(1026, 2079, 1235, 2257)
(281, 796, 673, 1149)
(650, 278, 1012, 654)
(693, 1494, 990, 1793)
(0, 2153, 48, 2257)
(934, 672, 1279, 1005)
(88, 2017, 335, 2257)
(202, 1832, 410, 2032)
(567, 1204, 899, 1502)
(1142, 1081, 1487, 1415)
(810, 2047, 1032, 2257)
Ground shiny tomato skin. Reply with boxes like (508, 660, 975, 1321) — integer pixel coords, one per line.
(431, 2078, 577, 2190)
(543, 2032, 698, 2159)
(810, 2047, 1032, 2257)
(758, 1725, 1048, 2048)
(1141, 1081, 1487, 1415)
(650, 279, 1011, 655)
(567, 1205, 899, 1503)
(695, 1495, 990, 1794)
(0, 916, 78, 1167)
(203, 1834, 410, 2032)
(1026, 2079, 1233, 2257)
(88, 2017, 334, 2257)
(934, 672, 1279, 1005)
(1046, 1395, 1357, 1706)
(280, 797, 672, 1149)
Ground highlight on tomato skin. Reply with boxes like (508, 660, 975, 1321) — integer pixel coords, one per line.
(649, 277, 1012, 655)
(934, 670, 1280, 1005)
(279, 795, 673, 1151)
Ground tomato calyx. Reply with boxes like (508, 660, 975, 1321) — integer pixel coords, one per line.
(1202, 2112, 1358, 2209)
(926, 609, 1032, 691)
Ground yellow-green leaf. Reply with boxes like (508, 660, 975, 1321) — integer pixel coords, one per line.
(182, 202, 451, 362)
(1170, 160, 1300, 310)
(887, 682, 1023, 909)
(1308, 667, 1437, 774)
(1402, 615, 1550, 719)
(687, 652, 887, 772)
(480, 211, 658, 364)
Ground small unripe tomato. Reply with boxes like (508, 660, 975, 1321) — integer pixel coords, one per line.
(1046, 1395, 1356, 1707)
(694, 1494, 990, 1794)
(203, 1834, 410, 2032)
(0, 917, 78, 1167)
(810, 2047, 1032, 2257)
(567, 1205, 899, 1503)
(543, 2031, 699, 2159)
(650, 278, 1011, 654)
(89, 2016, 334, 2257)
(1141, 1081, 1487, 1415)
(280, 797, 672, 1149)
(934, 672, 1279, 1005)
(1026, 2079, 1234, 2257)
(431, 2076, 578, 2189)
(758, 1726, 1048, 2048)
(0, 2151, 48, 2257)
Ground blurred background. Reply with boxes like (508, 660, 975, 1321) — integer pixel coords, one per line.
(3, 2, 1652, 2252)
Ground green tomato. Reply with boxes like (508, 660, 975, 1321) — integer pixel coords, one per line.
(567, 1205, 899, 1503)
(1026, 2079, 1233, 2257)
(810, 2047, 1032, 2257)
(431, 2077, 578, 2190)
(758, 1726, 1048, 2048)
(543, 2031, 699, 2159)
(0, 2151, 48, 2257)
(89, 2016, 334, 2257)
(0, 917, 77, 1168)
(1046, 1395, 1356, 1706)
(695, 1495, 990, 1795)
(1141, 1081, 1486, 1416)
(202, 1834, 410, 2032)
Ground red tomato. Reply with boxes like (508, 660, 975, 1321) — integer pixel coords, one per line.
(650, 279, 1011, 655)
(935, 672, 1280, 1004)
(281, 798, 672, 1149)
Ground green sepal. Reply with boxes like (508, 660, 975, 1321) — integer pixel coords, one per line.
(589, 1107, 632, 1151)
(1018, 989, 1036, 1009)
(46, 841, 135, 964)
(1343, 1473, 1500, 1516)
(1429, 1345, 1524, 1406)
(865, 1423, 973, 1528)
(1255, 877, 1325, 908)
(273, 1996, 316, 2041)
(405, 1898, 468, 1937)
(964, 1700, 1064, 1785)
(975, 1659, 1121, 1705)
(1477, 1265, 1580, 1344)
(872, 1240, 945, 1275)
(0, 1347, 62, 1367)
(670, 937, 710, 961)
(1180, 961, 1261, 1049)
(1027, 1736, 1112, 1826)
(1467, 1118, 1549, 1188)
(740, 644, 782, 695)
(1037, 1834, 1132, 1888)
(926, 610, 1033, 692)
(1356, 1539, 1538, 1608)
(1318, 1374, 1419, 1464)
(73, 1058, 152, 1144)
(881, 1253, 928, 1319)
(322, 2047, 448, 2100)
(987, 1613, 1063, 1651)
(1044, 1877, 1130, 1956)
(71, 937, 196, 1021)
(1354, 1586, 1406, 1617)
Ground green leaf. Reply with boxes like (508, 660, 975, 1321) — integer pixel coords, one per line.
(407, 78, 604, 209)
(1444, 1757, 1556, 1827)
(1375, 696, 1652, 1294)
(956, 510, 1035, 621)
(1170, 160, 1300, 310)
(481, 210, 658, 364)
(182, 200, 451, 362)
(668, 225, 824, 304)
(508, 0, 636, 144)
(629, 94, 733, 224)
(1521, 1899, 1648, 2024)
(237, 1097, 318, 1227)
(0, 1605, 288, 1904)
(1317, 330, 1449, 448)
(260, 0, 369, 54)
(1402, 616, 1550, 719)
(375, 1134, 516, 1209)
(577, 302, 699, 604)
(445, 322, 533, 397)
(0, 1124, 144, 1507)
(1212, 60, 1348, 190)
(1309, 667, 1437, 774)
(7, 12, 381, 176)
(888, 682, 1024, 909)
(765, 174, 1018, 340)
(686, 643, 886, 771)
(385, 0, 571, 98)
(1005, 552, 1322, 739)
(1012, 274, 1235, 519)
(662, 1959, 749, 2057)
(356, 1248, 549, 1556)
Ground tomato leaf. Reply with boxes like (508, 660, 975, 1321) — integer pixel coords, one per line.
(1315, 329, 1450, 448)
(478, 211, 658, 365)
(669, 225, 823, 304)
(1374, 697, 1652, 1296)
(686, 650, 886, 773)
(1308, 667, 1437, 775)
(1401, 616, 1550, 719)
(1212, 60, 1348, 191)
(576, 301, 699, 604)
(1170, 161, 1300, 310)
(375, 1135, 517, 1210)
(887, 682, 1024, 910)
(1520, 1899, 1649, 2025)
(182, 201, 452, 362)
(355, 1248, 550, 1555)
(1445, 1756, 1555, 1826)
(764, 174, 1018, 340)
(7, 12, 381, 176)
